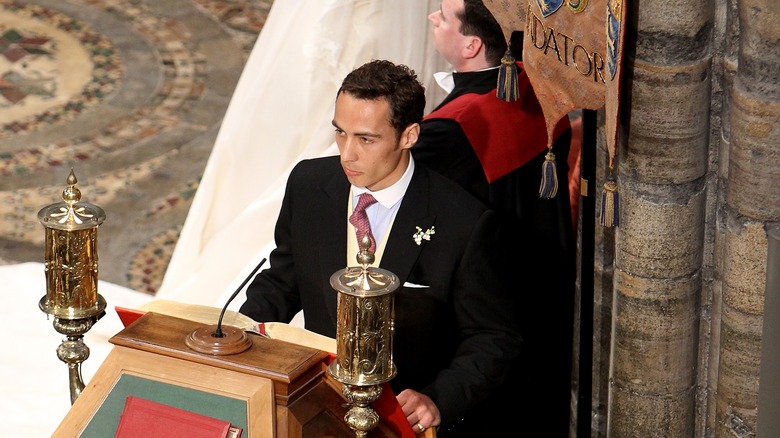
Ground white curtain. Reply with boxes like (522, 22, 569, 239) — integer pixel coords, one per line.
(1, 2, 448, 436)
(157, 0, 447, 310)
(0, 262, 152, 437)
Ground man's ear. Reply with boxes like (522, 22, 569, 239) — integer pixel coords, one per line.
(400, 123, 420, 150)
(462, 36, 483, 60)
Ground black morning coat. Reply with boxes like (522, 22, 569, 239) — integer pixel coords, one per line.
(240, 156, 523, 433)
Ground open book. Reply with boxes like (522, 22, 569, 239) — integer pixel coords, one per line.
(126, 299, 336, 354)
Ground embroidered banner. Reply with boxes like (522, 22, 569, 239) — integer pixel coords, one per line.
(484, 0, 626, 168)
(604, 0, 626, 170)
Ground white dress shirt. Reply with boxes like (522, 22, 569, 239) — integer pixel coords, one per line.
(348, 157, 415, 263)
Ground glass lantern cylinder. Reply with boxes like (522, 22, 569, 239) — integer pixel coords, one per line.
(38, 170, 106, 320)
(328, 264, 399, 386)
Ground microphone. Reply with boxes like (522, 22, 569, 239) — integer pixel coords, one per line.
(185, 257, 267, 355)
(215, 257, 267, 338)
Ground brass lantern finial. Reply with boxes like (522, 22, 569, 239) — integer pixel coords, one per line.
(63, 169, 81, 205)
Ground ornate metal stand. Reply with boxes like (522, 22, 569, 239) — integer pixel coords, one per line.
(341, 384, 384, 437)
(38, 170, 107, 404)
(328, 234, 399, 437)
(50, 305, 105, 404)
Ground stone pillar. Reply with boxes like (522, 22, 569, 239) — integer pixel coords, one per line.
(758, 228, 780, 436)
(605, 0, 713, 436)
(715, 0, 780, 435)
(702, 0, 737, 434)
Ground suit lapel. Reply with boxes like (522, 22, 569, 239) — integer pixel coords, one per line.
(319, 170, 349, 326)
(380, 167, 436, 283)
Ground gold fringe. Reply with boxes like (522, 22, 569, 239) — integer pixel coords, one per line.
(600, 178, 619, 227)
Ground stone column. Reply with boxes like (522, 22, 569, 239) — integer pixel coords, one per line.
(715, 0, 780, 436)
(606, 0, 713, 436)
(702, 0, 736, 435)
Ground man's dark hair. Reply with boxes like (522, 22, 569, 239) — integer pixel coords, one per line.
(338, 60, 425, 137)
(459, 0, 506, 66)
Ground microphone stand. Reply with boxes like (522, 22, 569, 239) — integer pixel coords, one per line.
(185, 258, 267, 355)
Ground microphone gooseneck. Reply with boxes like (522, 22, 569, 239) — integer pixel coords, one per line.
(214, 257, 267, 338)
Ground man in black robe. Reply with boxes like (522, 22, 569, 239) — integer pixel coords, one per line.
(413, 1, 576, 435)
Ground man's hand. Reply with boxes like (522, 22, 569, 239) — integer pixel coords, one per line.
(397, 388, 441, 433)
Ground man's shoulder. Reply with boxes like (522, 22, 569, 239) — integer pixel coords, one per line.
(285, 156, 343, 193)
(416, 164, 488, 212)
(293, 155, 339, 168)
(290, 156, 340, 176)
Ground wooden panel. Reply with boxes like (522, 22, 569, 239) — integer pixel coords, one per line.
(81, 374, 248, 436)
(286, 376, 395, 438)
(53, 346, 275, 438)
(111, 312, 329, 405)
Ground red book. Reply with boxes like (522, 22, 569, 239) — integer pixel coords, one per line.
(115, 396, 241, 438)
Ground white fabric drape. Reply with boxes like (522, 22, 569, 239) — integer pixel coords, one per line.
(1, 2, 448, 436)
(157, 0, 447, 310)
(0, 262, 152, 437)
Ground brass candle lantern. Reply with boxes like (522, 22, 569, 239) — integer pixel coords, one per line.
(38, 170, 107, 404)
(328, 235, 399, 437)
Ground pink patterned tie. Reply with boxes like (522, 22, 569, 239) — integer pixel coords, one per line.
(349, 193, 378, 253)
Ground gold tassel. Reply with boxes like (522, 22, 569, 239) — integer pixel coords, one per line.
(496, 48, 519, 102)
(538, 150, 558, 199)
(600, 176, 619, 227)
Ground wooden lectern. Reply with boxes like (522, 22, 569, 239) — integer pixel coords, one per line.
(54, 312, 430, 437)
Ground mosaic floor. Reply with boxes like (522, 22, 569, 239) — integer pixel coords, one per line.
(0, 0, 272, 294)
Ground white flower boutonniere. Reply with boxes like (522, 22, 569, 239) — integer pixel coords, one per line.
(413, 226, 435, 246)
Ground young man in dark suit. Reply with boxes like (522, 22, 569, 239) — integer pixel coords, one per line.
(415, 0, 577, 435)
(240, 60, 522, 436)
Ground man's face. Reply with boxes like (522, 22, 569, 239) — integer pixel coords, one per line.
(333, 92, 413, 191)
(429, 0, 467, 66)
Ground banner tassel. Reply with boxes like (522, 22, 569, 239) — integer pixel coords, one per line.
(600, 176, 619, 227)
(539, 150, 558, 199)
(496, 48, 519, 102)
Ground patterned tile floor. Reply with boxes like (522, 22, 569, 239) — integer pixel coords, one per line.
(0, 0, 272, 294)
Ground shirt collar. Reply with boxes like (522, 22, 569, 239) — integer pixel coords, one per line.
(352, 156, 415, 208)
(433, 71, 455, 93)
(434, 66, 501, 94)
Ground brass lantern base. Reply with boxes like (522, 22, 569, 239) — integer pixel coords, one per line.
(47, 300, 107, 405)
(39, 294, 107, 320)
(327, 360, 397, 387)
(328, 362, 395, 437)
(340, 383, 384, 438)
